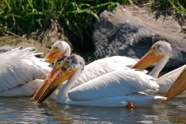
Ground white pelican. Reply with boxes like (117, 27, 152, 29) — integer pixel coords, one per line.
(0, 47, 51, 97)
(45, 40, 71, 64)
(32, 41, 186, 107)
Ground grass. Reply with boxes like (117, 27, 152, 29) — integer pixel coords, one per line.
(0, 0, 185, 54)
(0, 0, 121, 52)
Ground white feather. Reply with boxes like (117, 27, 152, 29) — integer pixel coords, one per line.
(69, 69, 158, 101)
(73, 56, 141, 88)
(0, 79, 44, 97)
(65, 93, 166, 107)
(157, 65, 186, 94)
(0, 47, 51, 96)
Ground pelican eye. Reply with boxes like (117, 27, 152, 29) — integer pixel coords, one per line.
(51, 46, 59, 54)
(55, 62, 62, 69)
(54, 46, 59, 50)
(57, 62, 61, 66)
(61, 60, 71, 71)
(152, 46, 156, 50)
(66, 60, 70, 65)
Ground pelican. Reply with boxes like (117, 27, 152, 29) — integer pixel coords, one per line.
(45, 41, 71, 64)
(33, 41, 186, 107)
(0, 47, 51, 97)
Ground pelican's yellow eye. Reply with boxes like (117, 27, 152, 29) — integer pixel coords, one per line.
(54, 46, 59, 50)
(55, 62, 62, 69)
(66, 60, 70, 65)
(51, 46, 59, 54)
(152, 46, 156, 50)
(57, 62, 61, 65)
(147, 46, 156, 56)
(62, 60, 70, 69)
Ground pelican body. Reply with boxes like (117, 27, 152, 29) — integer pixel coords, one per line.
(0, 47, 51, 97)
(157, 65, 186, 95)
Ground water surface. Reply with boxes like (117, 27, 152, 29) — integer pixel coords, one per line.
(0, 97, 186, 123)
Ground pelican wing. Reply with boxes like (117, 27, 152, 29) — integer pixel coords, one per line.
(0, 47, 51, 93)
(68, 69, 159, 101)
(157, 65, 186, 94)
(73, 56, 139, 88)
(0, 79, 43, 97)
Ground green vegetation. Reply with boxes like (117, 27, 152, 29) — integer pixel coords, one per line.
(153, 0, 186, 15)
(0, 0, 185, 53)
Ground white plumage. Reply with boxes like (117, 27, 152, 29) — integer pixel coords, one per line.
(0, 47, 51, 96)
(73, 56, 139, 88)
(54, 55, 166, 107)
(157, 65, 186, 95)
(69, 69, 159, 101)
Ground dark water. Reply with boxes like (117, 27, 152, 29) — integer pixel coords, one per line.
(0, 97, 186, 123)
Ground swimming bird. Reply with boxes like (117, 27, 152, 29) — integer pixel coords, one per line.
(131, 41, 186, 97)
(34, 54, 167, 107)
(45, 40, 71, 64)
(34, 51, 186, 107)
(0, 47, 51, 97)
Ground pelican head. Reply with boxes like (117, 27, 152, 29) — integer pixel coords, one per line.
(34, 54, 85, 103)
(132, 40, 172, 71)
(45, 40, 71, 64)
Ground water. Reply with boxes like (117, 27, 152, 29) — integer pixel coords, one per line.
(0, 97, 186, 123)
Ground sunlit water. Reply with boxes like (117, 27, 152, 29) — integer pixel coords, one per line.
(0, 97, 186, 123)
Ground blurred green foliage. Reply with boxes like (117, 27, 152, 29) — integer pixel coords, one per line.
(0, 0, 185, 52)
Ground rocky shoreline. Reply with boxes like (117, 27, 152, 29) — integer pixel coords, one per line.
(0, 5, 185, 69)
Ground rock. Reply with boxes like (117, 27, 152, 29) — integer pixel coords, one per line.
(93, 5, 186, 69)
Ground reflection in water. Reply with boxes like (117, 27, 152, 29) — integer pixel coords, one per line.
(0, 97, 186, 123)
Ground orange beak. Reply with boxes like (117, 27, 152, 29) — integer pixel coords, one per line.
(32, 68, 59, 100)
(45, 50, 66, 64)
(164, 67, 186, 101)
(132, 48, 164, 70)
(34, 67, 76, 103)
